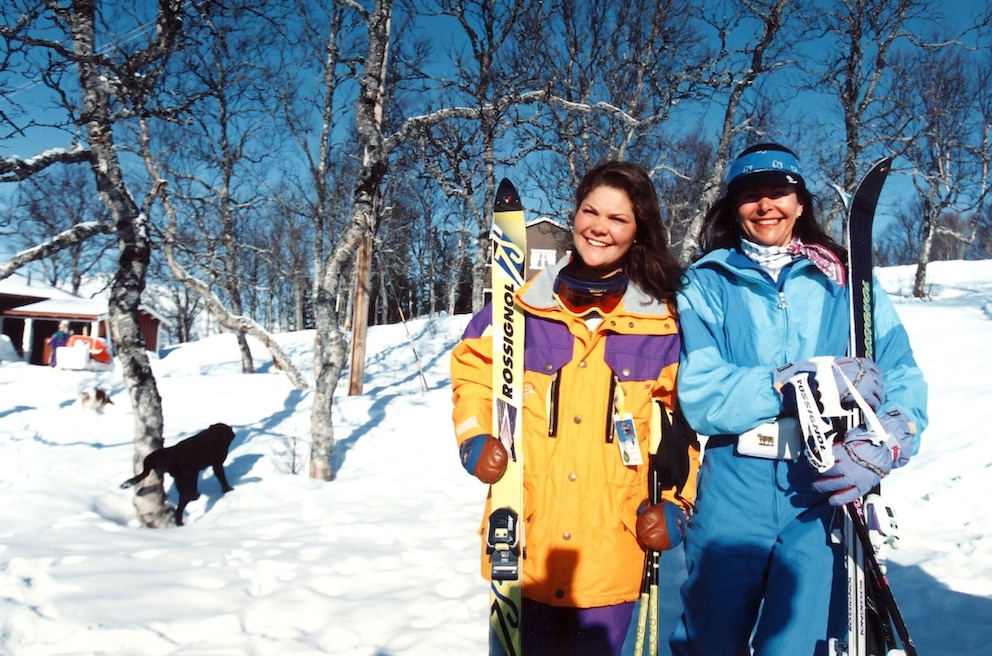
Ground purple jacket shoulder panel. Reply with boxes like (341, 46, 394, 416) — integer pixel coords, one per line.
(605, 332, 681, 382)
(521, 315, 680, 382)
(523, 315, 572, 374)
(461, 303, 493, 340)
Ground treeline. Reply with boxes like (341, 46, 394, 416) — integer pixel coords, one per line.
(1, 0, 990, 500)
(4, 1, 991, 337)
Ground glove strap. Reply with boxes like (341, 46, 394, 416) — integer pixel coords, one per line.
(808, 356, 846, 416)
(794, 363, 892, 474)
(830, 363, 888, 442)
(790, 372, 838, 473)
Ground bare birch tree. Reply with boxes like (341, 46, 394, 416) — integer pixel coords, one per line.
(139, 127, 309, 390)
(409, 0, 529, 312)
(889, 43, 992, 297)
(678, 0, 796, 262)
(306, 0, 395, 480)
(516, 0, 709, 191)
(141, 0, 291, 375)
(2, 166, 115, 292)
(803, 0, 932, 242)
(300, 0, 533, 478)
(0, 0, 186, 527)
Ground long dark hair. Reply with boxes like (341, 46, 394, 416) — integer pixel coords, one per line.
(574, 161, 683, 306)
(698, 144, 847, 263)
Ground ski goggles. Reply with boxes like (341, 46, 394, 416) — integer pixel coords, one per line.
(553, 269, 628, 317)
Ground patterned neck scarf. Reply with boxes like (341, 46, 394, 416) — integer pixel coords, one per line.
(740, 239, 793, 281)
(741, 238, 846, 286)
(787, 238, 846, 286)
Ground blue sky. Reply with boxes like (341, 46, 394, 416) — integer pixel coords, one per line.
(2, 1, 988, 262)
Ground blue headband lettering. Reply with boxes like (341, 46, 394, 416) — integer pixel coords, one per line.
(727, 149, 805, 188)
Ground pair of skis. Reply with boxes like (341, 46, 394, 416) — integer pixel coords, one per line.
(830, 158, 917, 656)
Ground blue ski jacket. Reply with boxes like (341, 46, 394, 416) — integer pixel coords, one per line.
(676, 246, 928, 447)
(671, 245, 928, 654)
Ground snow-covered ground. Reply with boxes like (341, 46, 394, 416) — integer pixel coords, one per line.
(1, 259, 990, 655)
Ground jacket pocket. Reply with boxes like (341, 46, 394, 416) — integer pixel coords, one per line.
(604, 333, 679, 381)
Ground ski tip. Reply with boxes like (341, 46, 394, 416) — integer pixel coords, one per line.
(851, 157, 895, 212)
(874, 157, 893, 174)
(495, 178, 523, 212)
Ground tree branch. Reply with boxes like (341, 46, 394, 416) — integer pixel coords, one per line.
(0, 220, 112, 281)
(0, 146, 93, 182)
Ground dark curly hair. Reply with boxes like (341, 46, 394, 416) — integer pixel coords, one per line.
(574, 160, 684, 307)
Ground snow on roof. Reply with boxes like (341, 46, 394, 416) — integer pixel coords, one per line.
(526, 215, 569, 230)
(3, 296, 108, 320)
(0, 272, 81, 301)
(1, 272, 164, 324)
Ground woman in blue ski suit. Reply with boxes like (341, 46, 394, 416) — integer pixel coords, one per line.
(670, 143, 927, 655)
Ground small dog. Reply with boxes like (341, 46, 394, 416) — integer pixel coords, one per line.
(79, 387, 114, 413)
(120, 423, 236, 526)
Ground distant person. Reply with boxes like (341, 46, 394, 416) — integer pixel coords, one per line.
(670, 143, 928, 655)
(49, 321, 71, 367)
(451, 161, 698, 654)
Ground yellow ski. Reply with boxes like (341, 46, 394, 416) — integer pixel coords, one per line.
(487, 178, 526, 656)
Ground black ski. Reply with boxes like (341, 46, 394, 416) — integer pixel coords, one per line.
(840, 157, 917, 656)
(847, 158, 889, 363)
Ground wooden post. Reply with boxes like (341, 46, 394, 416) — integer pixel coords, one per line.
(348, 1, 390, 396)
(348, 233, 372, 395)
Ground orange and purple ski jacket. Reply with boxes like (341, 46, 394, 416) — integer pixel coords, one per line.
(451, 258, 699, 609)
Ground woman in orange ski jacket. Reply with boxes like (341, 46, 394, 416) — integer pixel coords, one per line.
(451, 161, 699, 654)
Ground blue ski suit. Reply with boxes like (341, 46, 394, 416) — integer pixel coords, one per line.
(669, 247, 927, 656)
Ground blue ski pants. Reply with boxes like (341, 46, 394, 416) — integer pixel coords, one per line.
(669, 438, 845, 656)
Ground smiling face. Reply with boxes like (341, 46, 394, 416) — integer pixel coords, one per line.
(571, 185, 637, 279)
(735, 185, 805, 247)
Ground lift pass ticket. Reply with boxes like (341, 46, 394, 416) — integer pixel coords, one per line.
(613, 413, 643, 466)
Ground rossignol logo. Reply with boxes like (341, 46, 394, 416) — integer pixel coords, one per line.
(861, 280, 874, 360)
(493, 225, 523, 400)
(499, 284, 516, 399)
(493, 226, 525, 284)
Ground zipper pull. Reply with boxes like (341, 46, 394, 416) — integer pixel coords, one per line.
(778, 292, 788, 309)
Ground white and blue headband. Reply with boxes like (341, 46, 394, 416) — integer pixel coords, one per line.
(727, 147, 806, 192)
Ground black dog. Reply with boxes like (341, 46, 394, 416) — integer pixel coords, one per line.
(120, 423, 236, 526)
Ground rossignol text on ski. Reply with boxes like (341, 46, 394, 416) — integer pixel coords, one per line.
(487, 178, 527, 656)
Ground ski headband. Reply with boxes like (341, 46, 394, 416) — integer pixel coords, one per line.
(727, 148, 806, 193)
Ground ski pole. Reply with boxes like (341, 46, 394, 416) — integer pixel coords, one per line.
(648, 467, 660, 655)
(635, 403, 665, 655)
(633, 550, 651, 656)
